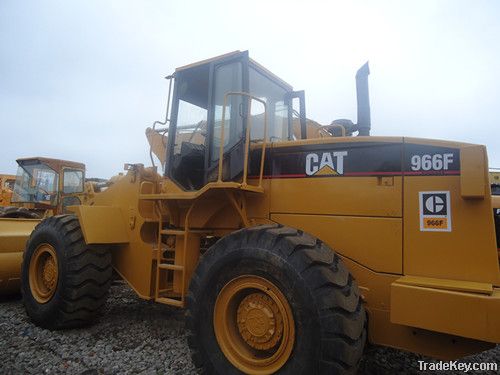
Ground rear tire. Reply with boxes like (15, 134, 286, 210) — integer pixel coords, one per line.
(21, 215, 112, 329)
(186, 225, 366, 374)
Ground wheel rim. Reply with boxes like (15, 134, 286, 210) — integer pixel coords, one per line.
(214, 275, 295, 374)
(29, 243, 58, 303)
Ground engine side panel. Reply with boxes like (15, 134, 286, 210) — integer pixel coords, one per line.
(268, 138, 403, 273)
(402, 138, 500, 285)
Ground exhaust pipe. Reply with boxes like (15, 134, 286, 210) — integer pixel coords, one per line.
(355, 62, 371, 136)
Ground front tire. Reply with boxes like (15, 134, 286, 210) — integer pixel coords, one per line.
(21, 215, 112, 329)
(186, 225, 366, 374)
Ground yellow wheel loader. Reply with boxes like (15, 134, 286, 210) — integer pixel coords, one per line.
(17, 51, 500, 374)
(0, 157, 89, 294)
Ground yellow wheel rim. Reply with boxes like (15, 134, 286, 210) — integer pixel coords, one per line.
(29, 243, 58, 303)
(214, 275, 295, 374)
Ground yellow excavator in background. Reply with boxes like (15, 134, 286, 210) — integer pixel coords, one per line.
(0, 157, 89, 218)
(0, 157, 94, 294)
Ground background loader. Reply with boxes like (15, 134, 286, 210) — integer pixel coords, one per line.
(11, 51, 500, 374)
(0, 157, 90, 294)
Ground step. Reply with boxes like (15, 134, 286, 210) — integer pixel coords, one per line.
(153, 247, 175, 253)
(153, 248, 175, 254)
(155, 297, 184, 307)
(158, 287, 174, 298)
(142, 217, 159, 223)
(158, 287, 174, 293)
(160, 229, 185, 236)
(160, 228, 213, 235)
(158, 264, 184, 271)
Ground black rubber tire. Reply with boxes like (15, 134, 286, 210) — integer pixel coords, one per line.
(186, 225, 366, 374)
(21, 215, 112, 329)
(0, 206, 40, 218)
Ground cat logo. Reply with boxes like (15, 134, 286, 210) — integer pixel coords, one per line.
(419, 191, 452, 232)
(305, 151, 348, 176)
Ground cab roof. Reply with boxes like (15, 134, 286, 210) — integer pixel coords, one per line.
(175, 50, 293, 91)
(16, 157, 85, 172)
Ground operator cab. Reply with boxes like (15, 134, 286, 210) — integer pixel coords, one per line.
(11, 157, 85, 211)
(166, 51, 306, 191)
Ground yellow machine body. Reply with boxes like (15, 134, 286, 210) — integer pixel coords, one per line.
(16, 52, 500, 365)
(68, 132, 500, 360)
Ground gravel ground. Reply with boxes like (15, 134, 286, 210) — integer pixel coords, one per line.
(1, 283, 498, 374)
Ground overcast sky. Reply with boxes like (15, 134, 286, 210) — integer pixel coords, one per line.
(1, 0, 499, 178)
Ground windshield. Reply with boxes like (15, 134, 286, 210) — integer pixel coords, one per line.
(12, 163, 59, 205)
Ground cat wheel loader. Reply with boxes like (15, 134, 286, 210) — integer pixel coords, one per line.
(0, 157, 89, 294)
(17, 51, 500, 374)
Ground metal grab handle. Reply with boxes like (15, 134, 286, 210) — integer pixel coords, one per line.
(217, 92, 268, 189)
(149, 75, 174, 168)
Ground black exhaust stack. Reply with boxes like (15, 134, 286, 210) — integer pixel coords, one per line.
(355, 62, 371, 136)
(331, 62, 372, 136)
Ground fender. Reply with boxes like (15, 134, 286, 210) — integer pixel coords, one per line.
(69, 205, 129, 244)
(391, 276, 500, 345)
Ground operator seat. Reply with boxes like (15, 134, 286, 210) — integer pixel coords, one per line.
(172, 142, 205, 190)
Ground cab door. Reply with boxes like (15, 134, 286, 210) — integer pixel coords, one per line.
(205, 52, 249, 183)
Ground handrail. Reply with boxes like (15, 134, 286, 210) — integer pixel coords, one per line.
(155, 123, 201, 133)
(149, 75, 174, 168)
(217, 92, 268, 189)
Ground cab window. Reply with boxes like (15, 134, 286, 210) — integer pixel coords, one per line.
(249, 67, 289, 142)
(63, 169, 84, 194)
(169, 63, 210, 190)
(211, 61, 243, 161)
(12, 163, 58, 204)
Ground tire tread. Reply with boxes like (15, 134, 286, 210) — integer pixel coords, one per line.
(22, 215, 112, 330)
(186, 224, 366, 374)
